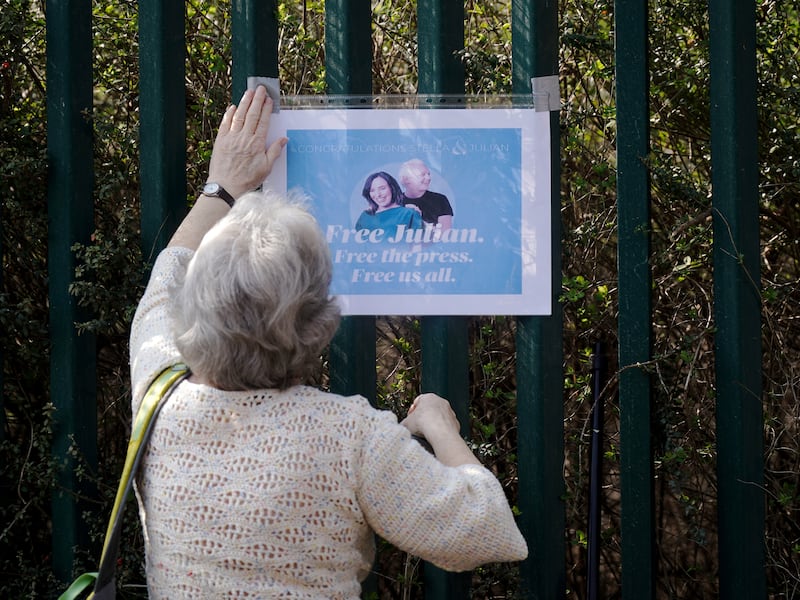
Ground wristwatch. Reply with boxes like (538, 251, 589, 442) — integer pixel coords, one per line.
(202, 182, 236, 208)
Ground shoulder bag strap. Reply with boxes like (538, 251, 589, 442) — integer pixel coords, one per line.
(88, 363, 190, 599)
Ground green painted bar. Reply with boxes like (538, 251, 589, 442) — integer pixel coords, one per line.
(138, 0, 186, 263)
(511, 0, 558, 95)
(323, 0, 376, 405)
(328, 315, 377, 405)
(0, 215, 4, 442)
(515, 315, 564, 599)
(708, 0, 765, 597)
(422, 318, 470, 432)
(614, 1, 656, 598)
(322, 3, 377, 597)
(325, 0, 373, 97)
(416, 1, 470, 597)
(417, 0, 465, 94)
(512, 1, 565, 598)
(45, 0, 97, 581)
(232, 0, 279, 98)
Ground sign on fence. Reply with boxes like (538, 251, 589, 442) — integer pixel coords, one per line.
(267, 107, 551, 315)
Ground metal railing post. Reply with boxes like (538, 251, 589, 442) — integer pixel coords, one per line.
(46, 0, 97, 581)
(708, 0, 765, 597)
(512, 0, 566, 597)
(415, 0, 471, 597)
(323, 0, 377, 405)
(323, 2, 377, 595)
(232, 0, 279, 98)
(614, 1, 656, 598)
(139, 0, 186, 263)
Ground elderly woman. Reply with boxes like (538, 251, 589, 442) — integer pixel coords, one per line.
(354, 170, 423, 232)
(130, 85, 527, 599)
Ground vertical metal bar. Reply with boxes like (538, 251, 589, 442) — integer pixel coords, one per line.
(138, 0, 186, 263)
(324, 0, 375, 404)
(614, 1, 656, 598)
(325, 0, 372, 92)
(416, 1, 469, 597)
(0, 215, 4, 442)
(512, 0, 559, 95)
(326, 0, 372, 96)
(512, 0, 565, 598)
(422, 318, 470, 432)
(708, 1, 765, 597)
(46, 0, 97, 582)
(417, 0, 465, 94)
(232, 0, 279, 98)
(323, 3, 377, 597)
(514, 317, 564, 600)
(328, 315, 377, 405)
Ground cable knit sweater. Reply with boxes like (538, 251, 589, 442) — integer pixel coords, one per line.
(130, 247, 528, 599)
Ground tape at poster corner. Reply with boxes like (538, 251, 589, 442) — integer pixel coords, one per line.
(531, 75, 560, 112)
(247, 76, 281, 112)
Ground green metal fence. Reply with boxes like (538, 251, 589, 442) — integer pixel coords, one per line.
(42, 0, 764, 598)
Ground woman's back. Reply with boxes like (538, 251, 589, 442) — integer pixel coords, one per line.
(139, 384, 377, 599)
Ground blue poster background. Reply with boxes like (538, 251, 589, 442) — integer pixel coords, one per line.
(287, 127, 522, 296)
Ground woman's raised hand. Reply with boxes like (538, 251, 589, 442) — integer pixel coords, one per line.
(207, 85, 287, 199)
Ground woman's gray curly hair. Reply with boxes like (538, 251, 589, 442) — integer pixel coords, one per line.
(171, 189, 341, 390)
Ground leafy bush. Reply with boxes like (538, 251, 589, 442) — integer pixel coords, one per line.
(1, 1, 799, 598)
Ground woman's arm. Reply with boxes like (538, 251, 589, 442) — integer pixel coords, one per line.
(168, 85, 287, 251)
(360, 403, 528, 571)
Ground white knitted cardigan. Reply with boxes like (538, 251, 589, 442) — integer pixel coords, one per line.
(130, 247, 528, 599)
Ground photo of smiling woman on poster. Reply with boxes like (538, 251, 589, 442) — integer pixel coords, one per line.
(355, 171, 423, 232)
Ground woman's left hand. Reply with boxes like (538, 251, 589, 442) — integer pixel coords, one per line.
(167, 86, 287, 251)
(207, 85, 287, 199)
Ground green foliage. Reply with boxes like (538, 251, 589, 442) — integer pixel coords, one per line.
(276, 1, 327, 94)
(70, 214, 143, 337)
(2, 0, 799, 598)
(372, 0, 419, 93)
(559, 0, 800, 596)
(0, 404, 62, 599)
(461, 1, 512, 94)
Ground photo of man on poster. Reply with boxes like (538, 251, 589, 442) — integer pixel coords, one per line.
(399, 158, 454, 231)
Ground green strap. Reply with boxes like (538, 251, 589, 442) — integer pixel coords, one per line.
(58, 364, 189, 600)
(100, 363, 189, 551)
(57, 572, 97, 600)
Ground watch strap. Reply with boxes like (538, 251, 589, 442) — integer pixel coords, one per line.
(203, 182, 236, 208)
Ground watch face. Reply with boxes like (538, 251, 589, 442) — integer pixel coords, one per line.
(204, 182, 220, 196)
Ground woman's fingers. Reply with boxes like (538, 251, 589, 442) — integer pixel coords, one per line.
(208, 86, 285, 190)
(216, 104, 237, 139)
(243, 86, 270, 134)
(218, 87, 273, 143)
(265, 137, 288, 173)
(229, 88, 257, 132)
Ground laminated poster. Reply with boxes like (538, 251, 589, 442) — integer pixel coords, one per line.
(265, 107, 551, 316)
